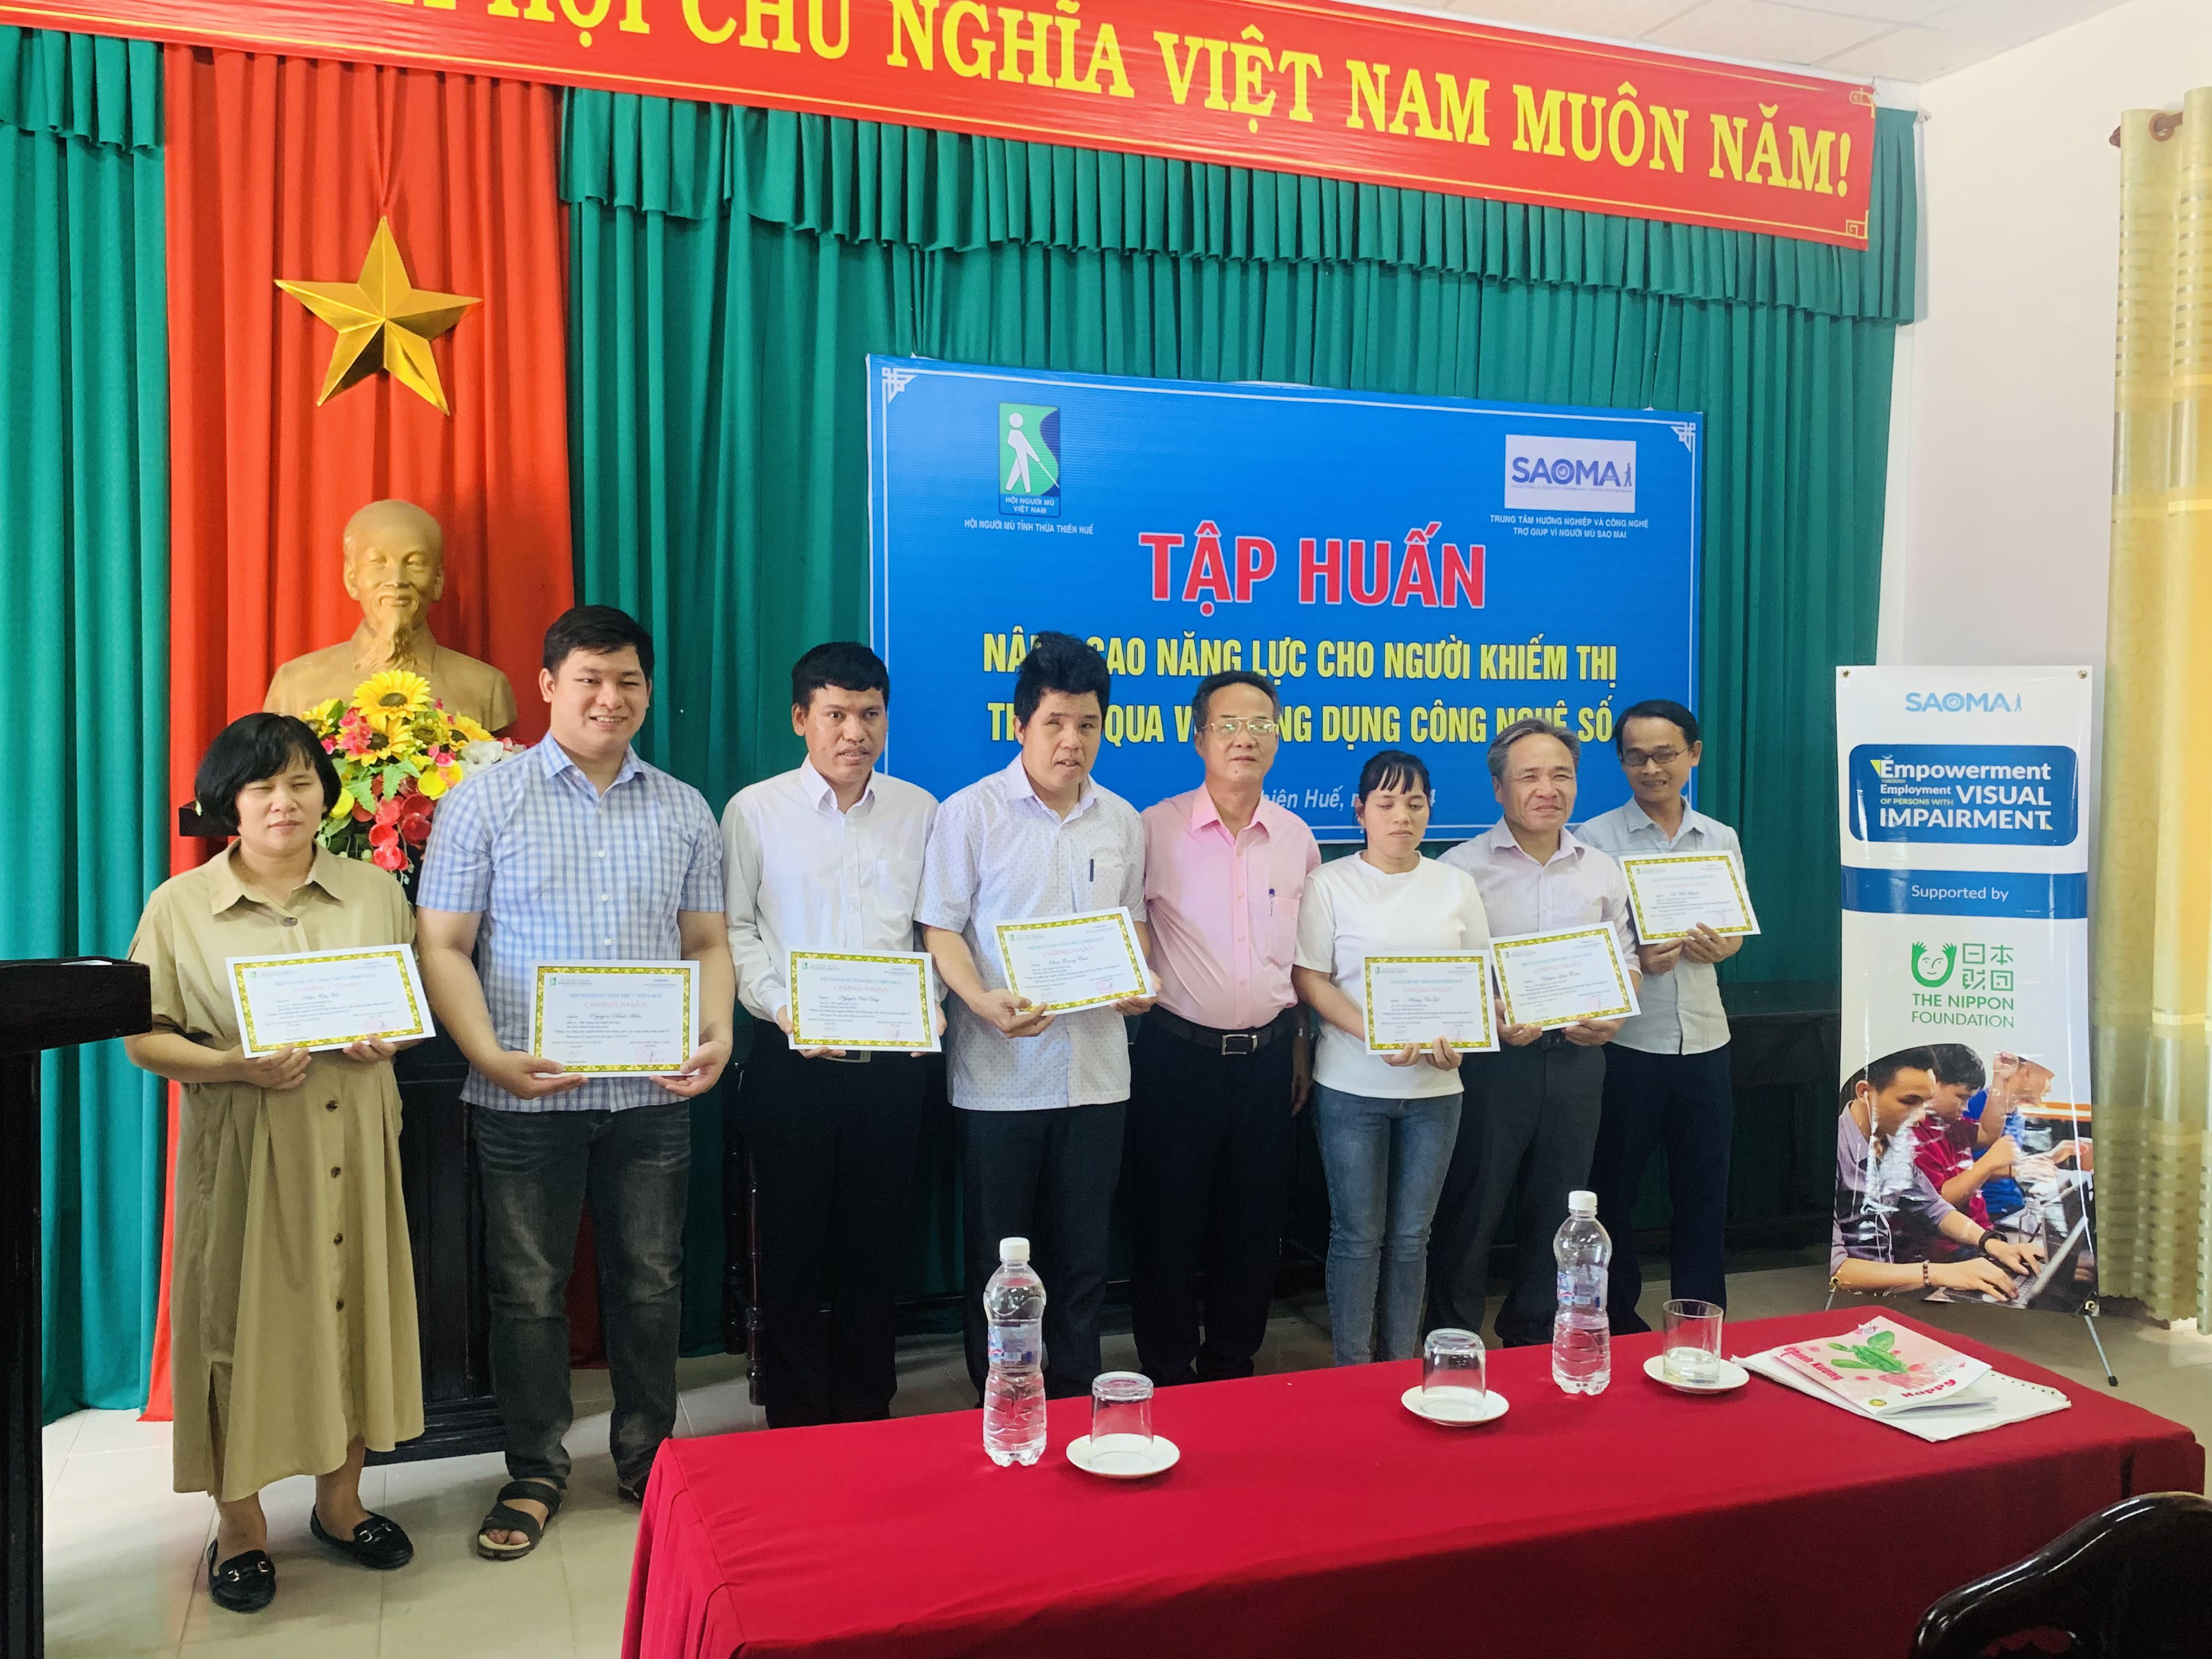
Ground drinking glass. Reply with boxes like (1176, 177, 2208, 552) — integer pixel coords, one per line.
(1421, 1329, 1487, 1420)
(1662, 1299, 1724, 1384)
(1089, 1372, 1155, 1472)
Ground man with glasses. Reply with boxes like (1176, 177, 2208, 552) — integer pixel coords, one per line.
(1131, 671, 1320, 1385)
(1574, 699, 1742, 1330)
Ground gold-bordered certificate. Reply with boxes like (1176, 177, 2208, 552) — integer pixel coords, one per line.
(789, 951, 939, 1051)
(530, 962, 698, 1074)
(1491, 926, 1640, 1030)
(1618, 852, 1760, 941)
(1361, 953, 1498, 1053)
(995, 907, 1149, 1013)
(227, 945, 433, 1056)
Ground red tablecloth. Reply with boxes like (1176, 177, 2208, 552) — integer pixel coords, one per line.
(622, 1311, 2203, 1659)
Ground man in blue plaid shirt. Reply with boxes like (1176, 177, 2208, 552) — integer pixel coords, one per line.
(418, 606, 735, 1560)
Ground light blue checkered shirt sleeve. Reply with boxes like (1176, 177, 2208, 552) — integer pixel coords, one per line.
(416, 770, 496, 914)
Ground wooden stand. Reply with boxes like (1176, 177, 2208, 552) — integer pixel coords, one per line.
(2, 958, 153, 1659)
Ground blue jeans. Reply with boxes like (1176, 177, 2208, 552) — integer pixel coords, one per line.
(473, 1102, 692, 1491)
(1313, 1085, 1462, 1365)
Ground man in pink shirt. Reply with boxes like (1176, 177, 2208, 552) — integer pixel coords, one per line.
(1133, 670, 1322, 1385)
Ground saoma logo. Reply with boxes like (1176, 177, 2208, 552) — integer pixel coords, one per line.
(1503, 435, 1636, 512)
(1508, 455, 1634, 489)
(1905, 691, 2023, 713)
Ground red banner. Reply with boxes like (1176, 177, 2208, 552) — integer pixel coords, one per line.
(5, 0, 1875, 245)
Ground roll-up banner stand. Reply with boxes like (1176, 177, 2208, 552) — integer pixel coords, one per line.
(1834, 667, 2101, 1334)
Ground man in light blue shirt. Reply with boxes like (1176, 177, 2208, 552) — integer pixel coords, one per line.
(919, 632, 1154, 1398)
(1575, 699, 1741, 1332)
(418, 606, 734, 1558)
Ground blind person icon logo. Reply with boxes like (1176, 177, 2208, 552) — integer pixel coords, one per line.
(998, 403, 1062, 519)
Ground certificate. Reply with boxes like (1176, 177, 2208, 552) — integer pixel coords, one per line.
(1492, 926, 1640, 1030)
(1618, 852, 1760, 941)
(1362, 954, 1498, 1053)
(226, 946, 433, 1056)
(995, 907, 1149, 1013)
(789, 951, 939, 1052)
(530, 962, 699, 1074)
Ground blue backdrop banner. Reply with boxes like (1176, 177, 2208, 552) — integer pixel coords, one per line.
(868, 358, 1701, 839)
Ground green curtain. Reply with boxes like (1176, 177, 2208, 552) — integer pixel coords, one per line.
(562, 98, 1913, 1330)
(0, 26, 170, 1420)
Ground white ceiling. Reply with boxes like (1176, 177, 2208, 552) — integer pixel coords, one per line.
(1424, 0, 2135, 83)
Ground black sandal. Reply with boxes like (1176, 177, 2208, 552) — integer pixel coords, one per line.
(312, 1508, 415, 1570)
(206, 1540, 276, 1613)
(475, 1479, 563, 1561)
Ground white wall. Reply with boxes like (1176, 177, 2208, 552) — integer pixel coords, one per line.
(1885, 0, 2212, 671)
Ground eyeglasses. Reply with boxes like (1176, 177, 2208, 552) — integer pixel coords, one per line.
(1205, 718, 1280, 737)
(1622, 747, 1685, 770)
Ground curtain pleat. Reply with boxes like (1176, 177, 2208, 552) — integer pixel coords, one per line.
(0, 24, 169, 1419)
(561, 99, 1915, 323)
(2093, 91, 2212, 1328)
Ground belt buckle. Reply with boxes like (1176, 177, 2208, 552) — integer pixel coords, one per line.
(1220, 1031, 1257, 1057)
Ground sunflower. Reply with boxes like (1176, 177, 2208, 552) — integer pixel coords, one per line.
(449, 713, 495, 746)
(353, 670, 435, 735)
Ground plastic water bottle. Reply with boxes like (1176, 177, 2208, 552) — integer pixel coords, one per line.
(982, 1236, 1048, 1467)
(1551, 1190, 1612, 1397)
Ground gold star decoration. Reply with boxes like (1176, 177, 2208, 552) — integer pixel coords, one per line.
(275, 218, 479, 416)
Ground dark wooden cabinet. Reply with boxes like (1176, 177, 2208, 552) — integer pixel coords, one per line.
(371, 1033, 505, 1463)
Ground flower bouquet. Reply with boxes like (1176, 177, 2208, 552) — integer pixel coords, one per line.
(303, 670, 523, 880)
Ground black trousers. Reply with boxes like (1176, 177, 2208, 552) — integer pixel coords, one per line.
(735, 1023, 926, 1429)
(960, 1100, 1126, 1399)
(1588, 1042, 1735, 1332)
(1425, 1039, 1607, 1347)
(1126, 1015, 1297, 1386)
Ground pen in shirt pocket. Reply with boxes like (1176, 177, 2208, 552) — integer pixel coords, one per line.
(1268, 887, 1276, 916)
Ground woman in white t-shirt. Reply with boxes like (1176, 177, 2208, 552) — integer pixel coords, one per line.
(1293, 750, 1494, 1365)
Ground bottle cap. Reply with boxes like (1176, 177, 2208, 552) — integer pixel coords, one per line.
(1567, 1190, 1597, 1215)
(999, 1236, 1031, 1265)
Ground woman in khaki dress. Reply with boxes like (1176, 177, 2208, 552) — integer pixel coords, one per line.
(126, 713, 425, 1613)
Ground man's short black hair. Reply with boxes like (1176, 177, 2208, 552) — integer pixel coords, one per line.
(792, 642, 890, 712)
(1615, 699, 1702, 755)
(544, 605, 654, 682)
(1191, 670, 1279, 733)
(1013, 631, 1111, 725)
(194, 713, 341, 838)
(1842, 1047, 1938, 1110)
(1925, 1043, 1987, 1091)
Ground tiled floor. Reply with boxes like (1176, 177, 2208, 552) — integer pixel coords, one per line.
(41, 1261, 2212, 1659)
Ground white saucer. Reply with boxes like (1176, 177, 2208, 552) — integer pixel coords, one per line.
(1642, 1354, 1750, 1393)
(1400, 1386, 1510, 1426)
(1066, 1434, 1181, 1478)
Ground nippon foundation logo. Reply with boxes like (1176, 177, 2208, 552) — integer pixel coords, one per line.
(1503, 435, 1637, 511)
(998, 402, 1061, 519)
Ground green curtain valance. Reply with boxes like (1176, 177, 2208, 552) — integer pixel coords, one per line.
(0, 26, 161, 153)
(560, 95, 1914, 324)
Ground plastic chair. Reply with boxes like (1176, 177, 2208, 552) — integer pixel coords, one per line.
(1911, 1492, 2212, 1658)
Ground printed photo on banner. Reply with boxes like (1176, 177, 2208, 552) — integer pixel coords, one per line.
(1834, 666, 2096, 1316)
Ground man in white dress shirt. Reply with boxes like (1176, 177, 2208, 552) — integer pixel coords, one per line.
(722, 644, 938, 1427)
(1430, 718, 1637, 1345)
(919, 633, 1155, 1398)
(1575, 699, 1743, 1330)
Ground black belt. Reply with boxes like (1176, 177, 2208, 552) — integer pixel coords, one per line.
(1146, 1005, 1296, 1057)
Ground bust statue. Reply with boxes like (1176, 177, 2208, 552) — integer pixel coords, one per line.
(264, 499, 518, 733)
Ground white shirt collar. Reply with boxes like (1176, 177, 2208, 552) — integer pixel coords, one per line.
(1000, 753, 1096, 818)
(798, 757, 874, 815)
(1481, 817, 1584, 867)
(1623, 794, 1702, 841)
